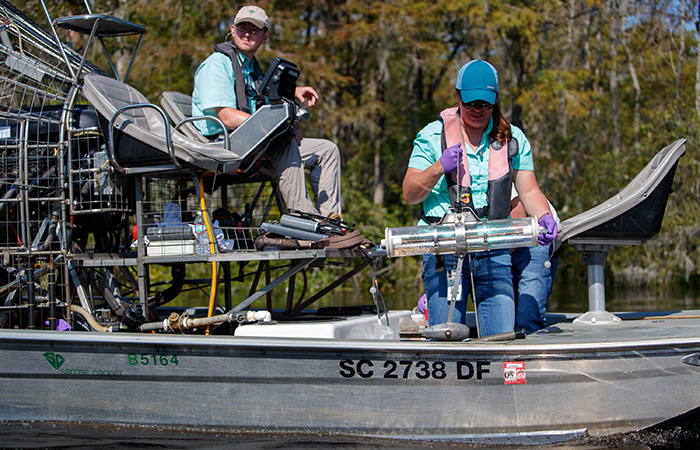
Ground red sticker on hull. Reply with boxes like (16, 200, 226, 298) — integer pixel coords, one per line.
(503, 361, 526, 384)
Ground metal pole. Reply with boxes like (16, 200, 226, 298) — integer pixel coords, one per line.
(135, 177, 148, 317)
(48, 261, 56, 330)
(572, 244, 621, 324)
(588, 264, 606, 313)
(26, 266, 35, 329)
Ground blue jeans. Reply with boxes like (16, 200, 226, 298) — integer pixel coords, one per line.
(423, 249, 515, 337)
(512, 244, 559, 333)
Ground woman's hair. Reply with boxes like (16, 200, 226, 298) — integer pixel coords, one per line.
(453, 91, 512, 142)
(490, 96, 511, 142)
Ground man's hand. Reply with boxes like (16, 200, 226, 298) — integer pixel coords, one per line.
(440, 143, 462, 174)
(295, 86, 319, 106)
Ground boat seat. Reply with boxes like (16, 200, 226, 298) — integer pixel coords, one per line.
(556, 138, 686, 324)
(558, 138, 686, 246)
(82, 73, 243, 175)
(160, 87, 297, 176)
(159, 91, 210, 143)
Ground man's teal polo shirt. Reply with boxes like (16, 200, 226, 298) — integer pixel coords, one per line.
(191, 51, 258, 136)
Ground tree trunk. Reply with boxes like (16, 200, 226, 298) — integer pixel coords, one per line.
(617, 0, 640, 149)
(373, 151, 384, 206)
(608, 0, 621, 154)
(696, 3, 700, 148)
(677, 0, 686, 104)
(373, 12, 388, 206)
(623, 42, 641, 150)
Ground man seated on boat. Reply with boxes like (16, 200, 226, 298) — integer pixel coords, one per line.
(192, 5, 342, 219)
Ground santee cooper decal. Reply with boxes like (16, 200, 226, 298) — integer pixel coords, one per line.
(42, 351, 124, 376)
(42, 352, 65, 370)
(339, 359, 490, 380)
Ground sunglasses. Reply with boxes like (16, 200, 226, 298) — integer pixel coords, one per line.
(236, 24, 263, 36)
(464, 100, 494, 110)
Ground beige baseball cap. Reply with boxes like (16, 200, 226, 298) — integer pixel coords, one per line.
(234, 5, 269, 29)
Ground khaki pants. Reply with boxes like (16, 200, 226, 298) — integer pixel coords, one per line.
(265, 137, 341, 217)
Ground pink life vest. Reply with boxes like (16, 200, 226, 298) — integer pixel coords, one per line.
(439, 107, 516, 219)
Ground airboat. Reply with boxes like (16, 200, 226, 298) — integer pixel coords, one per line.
(1, 1, 699, 446)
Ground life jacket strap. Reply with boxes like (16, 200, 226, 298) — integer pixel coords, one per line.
(214, 42, 265, 114)
(438, 106, 515, 219)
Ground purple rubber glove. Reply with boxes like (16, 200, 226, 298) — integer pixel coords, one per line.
(45, 319, 72, 331)
(440, 143, 462, 173)
(417, 293, 427, 314)
(538, 214, 557, 246)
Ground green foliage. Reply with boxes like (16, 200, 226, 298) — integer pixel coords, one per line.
(24, 0, 700, 304)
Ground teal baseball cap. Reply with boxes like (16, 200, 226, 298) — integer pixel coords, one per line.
(456, 60, 498, 105)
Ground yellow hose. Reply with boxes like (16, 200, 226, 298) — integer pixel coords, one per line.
(198, 177, 217, 254)
(198, 177, 218, 335)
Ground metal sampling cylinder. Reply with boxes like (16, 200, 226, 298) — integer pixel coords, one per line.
(280, 214, 319, 233)
(382, 215, 539, 258)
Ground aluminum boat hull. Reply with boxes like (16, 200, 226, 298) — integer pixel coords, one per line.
(2, 311, 700, 444)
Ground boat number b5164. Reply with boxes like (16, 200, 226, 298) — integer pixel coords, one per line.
(127, 353, 179, 366)
(338, 359, 490, 380)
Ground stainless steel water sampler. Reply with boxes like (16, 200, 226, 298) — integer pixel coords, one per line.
(381, 212, 539, 258)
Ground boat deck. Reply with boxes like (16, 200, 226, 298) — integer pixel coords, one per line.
(508, 310, 700, 351)
(4, 309, 700, 353)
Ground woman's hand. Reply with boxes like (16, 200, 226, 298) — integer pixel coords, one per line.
(440, 143, 462, 173)
(538, 214, 557, 246)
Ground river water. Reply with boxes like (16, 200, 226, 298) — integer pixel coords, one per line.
(2, 417, 700, 449)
